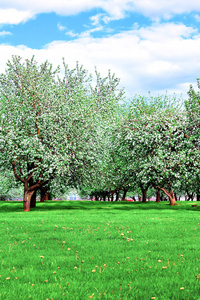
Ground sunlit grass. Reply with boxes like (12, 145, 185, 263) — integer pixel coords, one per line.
(0, 201, 200, 299)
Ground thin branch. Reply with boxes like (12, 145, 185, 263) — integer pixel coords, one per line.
(35, 109, 42, 140)
(11, 161, 25, 183)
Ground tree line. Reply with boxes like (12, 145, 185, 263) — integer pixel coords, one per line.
(0, 56, 199, 210)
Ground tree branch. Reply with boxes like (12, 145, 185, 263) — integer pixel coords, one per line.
(11, 161, 25, 183)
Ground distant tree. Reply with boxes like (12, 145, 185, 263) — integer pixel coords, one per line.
(76, 69, 126, 201)
(185, 81, 200, 200)
(120, 95, 187, 205)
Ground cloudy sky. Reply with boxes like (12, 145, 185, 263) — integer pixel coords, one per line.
(0, 0, 200, 100)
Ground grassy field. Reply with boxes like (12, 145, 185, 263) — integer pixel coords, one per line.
(0, 201, 200, 300)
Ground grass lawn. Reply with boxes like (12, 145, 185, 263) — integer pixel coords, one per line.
(0, 201, 200, 300)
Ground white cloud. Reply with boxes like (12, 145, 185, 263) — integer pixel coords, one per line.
(2, 0, 200, 25)
(131, 0, 200, 20)
(65, 30, 79, 38)
(79, 25, 104, 38)
(0, 8, 34, 24)
(0, 22, 199, 99)
(57, 23, 66, 31)
(62, 23, 104, 39)
(0, 31, 12, 36)
(90, 14, 104, 26)
(135, 23, 197, 41)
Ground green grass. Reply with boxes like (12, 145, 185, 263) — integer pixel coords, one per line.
(0, 201, 200, 300)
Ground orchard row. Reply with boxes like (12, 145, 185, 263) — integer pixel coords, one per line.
(0, 56, 199, 210)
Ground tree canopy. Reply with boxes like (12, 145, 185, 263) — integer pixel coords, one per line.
(0, 56, 199, 210)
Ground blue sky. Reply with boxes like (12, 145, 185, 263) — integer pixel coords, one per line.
(1, 0, 200, 99)
(1, 10, 153, 48)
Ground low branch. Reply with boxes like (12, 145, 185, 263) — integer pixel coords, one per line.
(11, 161, 25, 183)
(28, 180, 43, 192)
(157, 186, 171, 199)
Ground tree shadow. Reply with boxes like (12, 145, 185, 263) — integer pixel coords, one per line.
(0, 200, 199, 213)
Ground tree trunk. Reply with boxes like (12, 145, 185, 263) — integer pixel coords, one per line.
(115, 190, 119, 201)
(30, 190, 36, 208)
(174, 193, 177, 201)
(121, 188, 128, 201)
(142, 188, 147, 202)
(158, 187, 176, 206)
(186, 190, 194, 201)
(28, 170, 37, 208)
(107, 192, 110, 201)
(12, 161, 44, 211)
(40, 186, 50, 202)
(169, 189, 176, 205)
(24, 190, 35, 212)
(111, 191, 114, 202)
(156, 190, 161, 203)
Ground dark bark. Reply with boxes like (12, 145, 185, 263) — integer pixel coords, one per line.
(40, 186, 50, 202)
(102, 192, 106, 201)
(40, 188, 45, 202)
(140, 184, 149, 203)
(115, 190, 119, 202)
(12, 161, 39, 211)
(30, 191, 36, 208)
(12, 160, 52, 211)
(142, 188, 147, 202)
(174, 193, 177, 201)
(107, 192, 110, 201)
(186, 190, 194, 201)
(156, 189, 161, 203)
(28, 170, 36, 208)
(95, 195, 99, 201)
(121, 188, 128, 201)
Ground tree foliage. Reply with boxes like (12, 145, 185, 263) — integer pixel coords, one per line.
(0, 56, 199, 209)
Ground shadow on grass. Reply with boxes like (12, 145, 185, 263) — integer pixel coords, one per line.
(0, 200, 200, 213)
